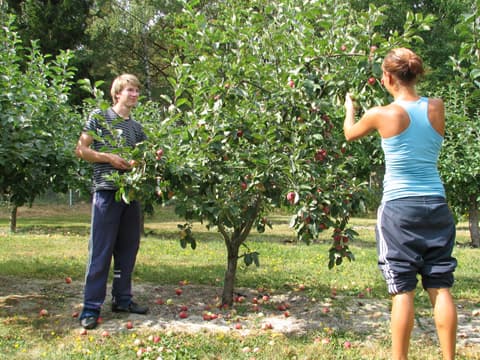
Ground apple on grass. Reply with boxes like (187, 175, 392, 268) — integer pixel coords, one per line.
(179, 311, 188, 319)
(126, 321, 133, 329)
(65, 276, 72, 284)
(175, 288, 183, 296)
(261, 322, 273, 330)
(39, 309, 48, 317)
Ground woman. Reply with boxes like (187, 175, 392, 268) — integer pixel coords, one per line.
(343, 48, 457, 360)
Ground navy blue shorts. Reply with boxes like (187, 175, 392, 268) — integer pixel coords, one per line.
(376, 196, 457, 295)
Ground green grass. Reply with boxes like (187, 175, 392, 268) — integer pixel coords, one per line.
(0, 203, 479, 359)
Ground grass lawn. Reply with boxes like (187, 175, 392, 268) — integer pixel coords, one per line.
(0, 202, 479, 359)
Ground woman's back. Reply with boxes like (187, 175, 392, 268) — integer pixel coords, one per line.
(381, 97, 445, 202)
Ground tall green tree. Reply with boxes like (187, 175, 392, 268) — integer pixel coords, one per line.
(7, 0, 91, 56)
(5, 0, 94, 104)
(85, 0, 180, 99)
(0, 15, 80, 231)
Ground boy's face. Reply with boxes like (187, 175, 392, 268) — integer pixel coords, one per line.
(115, 85, 140, 108)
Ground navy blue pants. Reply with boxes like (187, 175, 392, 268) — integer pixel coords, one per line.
(83, 190, 141, 310)
(376, 196, 457, 295)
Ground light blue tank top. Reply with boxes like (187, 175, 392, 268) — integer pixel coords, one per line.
(381, 97, 446, 202)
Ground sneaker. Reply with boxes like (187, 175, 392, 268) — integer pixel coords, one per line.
(79, 308, 100, 329)
(112, 301, 149, 314)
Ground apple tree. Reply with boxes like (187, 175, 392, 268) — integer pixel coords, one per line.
(0, 15, 79, 232)
(112, 0, 434, 305)
(438, 3, 480, 247)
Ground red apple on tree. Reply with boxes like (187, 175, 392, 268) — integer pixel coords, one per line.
(367, 77, 376, 85)
(314, 149, 327, 161)
(286, 191, 297, 205)
(156, 148, 164, 160)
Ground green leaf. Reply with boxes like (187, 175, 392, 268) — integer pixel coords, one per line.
(244, 253, 252, 266)
(252, 252, 260, 267)
(180, 238, 187, 249)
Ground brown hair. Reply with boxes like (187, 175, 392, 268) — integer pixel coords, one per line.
(110, 74, 141, 104)
(382, 48, 424, 84)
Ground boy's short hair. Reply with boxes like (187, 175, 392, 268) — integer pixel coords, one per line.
(110, 74, 141, 104)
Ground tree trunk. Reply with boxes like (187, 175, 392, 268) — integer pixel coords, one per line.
(222, 239, 241, 306)
(220, 197, 262, 306)
(9, 205, 17, 233)
(469, 195, 480, 247)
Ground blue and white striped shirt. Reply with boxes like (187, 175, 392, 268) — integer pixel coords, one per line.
(84, 108, 146, 191)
